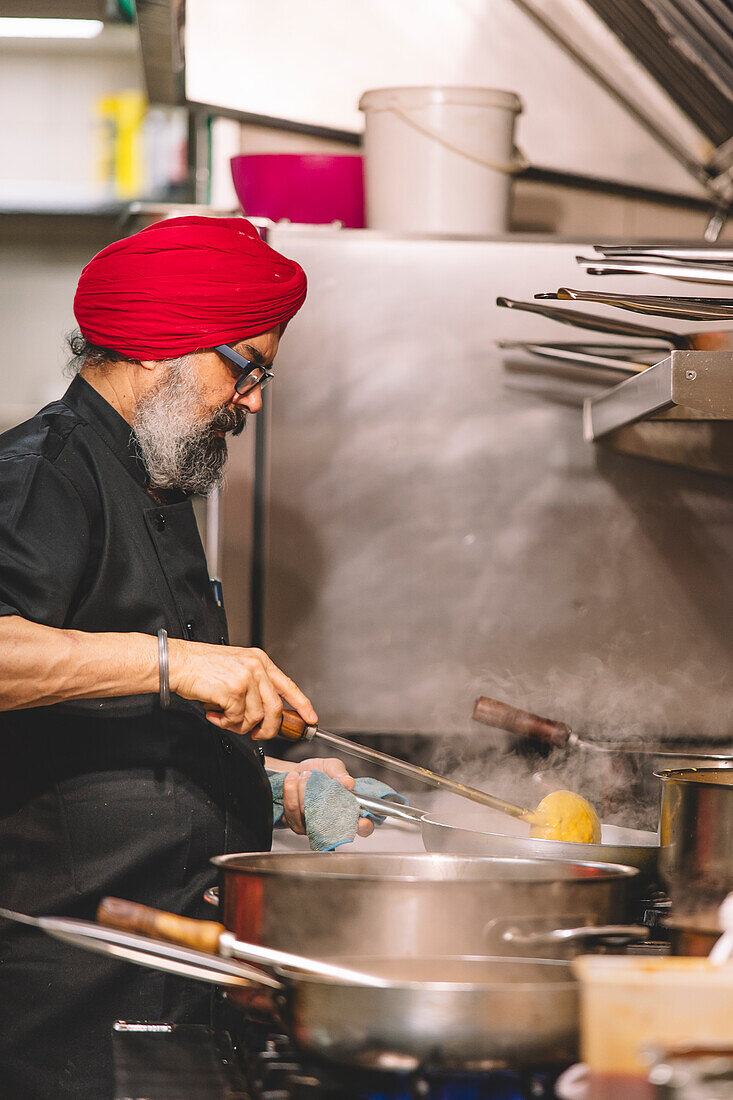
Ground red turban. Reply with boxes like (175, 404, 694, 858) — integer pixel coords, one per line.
(73, 216, 307, 359)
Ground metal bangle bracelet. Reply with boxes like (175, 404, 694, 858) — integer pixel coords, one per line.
(157, 628, 170, 709)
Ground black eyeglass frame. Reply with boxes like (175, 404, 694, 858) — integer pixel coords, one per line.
(215, 343, 274, 396)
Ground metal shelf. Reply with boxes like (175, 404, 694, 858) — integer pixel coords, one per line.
(583, 350, 733, 476)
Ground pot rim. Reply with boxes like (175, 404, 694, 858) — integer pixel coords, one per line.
(212, 852, 638, 883)
(655, 767, 733, 785)
(276, 954, 576, 992)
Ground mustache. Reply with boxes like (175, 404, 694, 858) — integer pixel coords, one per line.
(208, 404, 247, 437)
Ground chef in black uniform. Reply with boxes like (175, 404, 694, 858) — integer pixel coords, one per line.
(0, 216, 371, 1099)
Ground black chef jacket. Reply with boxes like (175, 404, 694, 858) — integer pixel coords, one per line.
(0, 374, 272, 1100)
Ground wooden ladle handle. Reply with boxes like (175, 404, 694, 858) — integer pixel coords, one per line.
(97, 896, 225, 955)
(472, 696, 572, 748)
(278, 709, 316, 741)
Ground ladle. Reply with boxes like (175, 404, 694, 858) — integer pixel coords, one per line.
(276, 710, 600, 842)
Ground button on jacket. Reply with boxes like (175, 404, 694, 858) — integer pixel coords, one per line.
(0, 374, 272, 1099)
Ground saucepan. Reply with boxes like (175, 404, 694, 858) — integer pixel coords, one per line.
(472, 695, 733, 831)
(3, 902, 578, 1073)
(210, 852, 644, 961)
(657, 767, 733, 909)
(91, 898, 578, 1073)
(355, 798, 657, 896)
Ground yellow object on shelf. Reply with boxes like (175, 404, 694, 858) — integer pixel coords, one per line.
(95, 90, 147, 199)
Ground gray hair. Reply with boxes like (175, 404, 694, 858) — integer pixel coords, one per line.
(65, 329, 133, 376)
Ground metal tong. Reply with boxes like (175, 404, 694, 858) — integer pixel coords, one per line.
(276, 710, 544, 826)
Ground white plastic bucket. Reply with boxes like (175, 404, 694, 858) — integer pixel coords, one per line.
(358, 86, 525, 235)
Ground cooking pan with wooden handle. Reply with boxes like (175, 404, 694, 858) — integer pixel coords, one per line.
(93, 898, 580, 1072)
(353, 795, 657, 893)
(472, 696, 733, 830)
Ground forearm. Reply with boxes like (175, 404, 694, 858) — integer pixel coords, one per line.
(0, 615, 158, 711)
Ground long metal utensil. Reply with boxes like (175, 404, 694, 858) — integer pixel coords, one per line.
(496, 296, 676, 344)
(536, 290, 733, 321)
(576, 256, 733, 286)
(0, 907, 280, 988)
(95, 897, 388, 987)
(276, 710, 543, 825)
(497, 341, 651, 373)
(497, 295, 733, 349)
(595, 246, 733, 263)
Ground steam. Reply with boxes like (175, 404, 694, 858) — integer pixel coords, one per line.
(424, 649, 732, 833)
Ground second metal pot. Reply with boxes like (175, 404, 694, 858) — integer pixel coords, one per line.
(657, 767, 733, 909)
(212, 852, 637, 961)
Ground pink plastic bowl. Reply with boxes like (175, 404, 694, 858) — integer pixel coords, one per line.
(230, 153, 365, 228)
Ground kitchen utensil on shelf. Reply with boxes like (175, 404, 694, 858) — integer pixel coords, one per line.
(656, 768, 733, 909)
(497, 341, 653, 373)
(212, 852, 640, 962)
(497, 295, 733, 349)
(96, 897, 386, 986)
(277, 709, 600, 841)
(535, 289, 733, 321)
(498, 296, 676, 343)
(576, 255, 733, 286)
(595, 246, 733, 263)
(472, 695, 733, 831)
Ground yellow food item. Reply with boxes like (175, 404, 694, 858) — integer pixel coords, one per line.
(529, 790, 602, 844)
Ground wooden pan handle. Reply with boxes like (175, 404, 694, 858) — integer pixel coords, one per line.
(278, 709, 315, 742)
(97, 897, 225, 955)
(472, 696, 572, 748)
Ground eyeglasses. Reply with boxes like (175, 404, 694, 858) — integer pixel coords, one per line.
(215, 344, 274, 396)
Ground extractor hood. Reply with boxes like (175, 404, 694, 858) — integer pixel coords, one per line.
(511, 0, 733, 227)
(583, 350, 733, 476)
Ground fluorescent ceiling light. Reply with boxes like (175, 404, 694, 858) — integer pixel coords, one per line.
(0, 18, 104, 39)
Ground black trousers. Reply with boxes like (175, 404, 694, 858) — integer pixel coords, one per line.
(0, 714, 271, 1100)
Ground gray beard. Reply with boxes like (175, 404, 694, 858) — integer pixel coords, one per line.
(132, 357, 247, 494)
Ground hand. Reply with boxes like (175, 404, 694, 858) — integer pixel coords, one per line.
(278, 758, 375, 838)
(168, 639, 317, 739)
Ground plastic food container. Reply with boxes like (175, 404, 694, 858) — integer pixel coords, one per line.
(573, 956, 733, 1099)
(358, 85, 524, 234)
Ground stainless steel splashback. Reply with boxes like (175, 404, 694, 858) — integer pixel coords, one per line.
(220, 229, 733, 738)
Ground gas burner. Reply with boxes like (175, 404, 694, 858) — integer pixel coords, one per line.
(235, 1022, 559, 1100)
(112, 1019, 562, 1099)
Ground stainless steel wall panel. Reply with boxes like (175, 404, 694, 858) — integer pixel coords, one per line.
(221, 230, 733, 741)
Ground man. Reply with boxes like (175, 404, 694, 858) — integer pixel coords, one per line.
(0, 216, 371, 1099)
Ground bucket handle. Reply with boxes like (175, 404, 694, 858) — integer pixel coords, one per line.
(388, 105, 529, 176)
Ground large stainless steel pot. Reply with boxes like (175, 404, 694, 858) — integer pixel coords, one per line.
(212, 852, 638, 961)
(657, 767, 733, 910)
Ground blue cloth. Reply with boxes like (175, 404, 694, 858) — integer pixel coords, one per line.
(268, 769, 406, 852)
